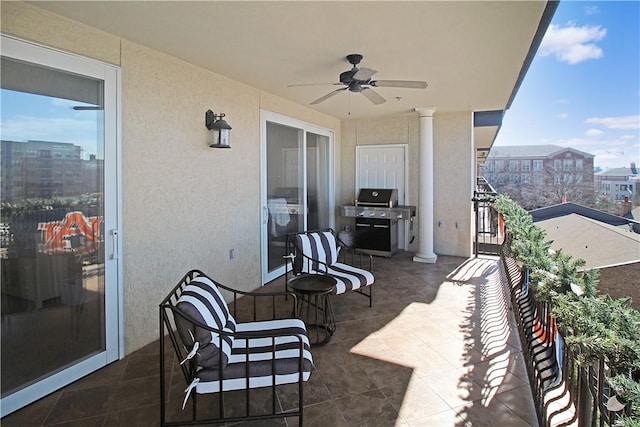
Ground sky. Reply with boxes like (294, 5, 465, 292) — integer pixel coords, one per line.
(493, 0, 640, 172)
(0, 90, 101, 159)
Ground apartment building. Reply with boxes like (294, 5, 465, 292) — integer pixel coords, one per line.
(483, 145, 594, 187)
(482, 145, 595, 208)
(594, 165, 638, 203)
(1, 140, 101, 202)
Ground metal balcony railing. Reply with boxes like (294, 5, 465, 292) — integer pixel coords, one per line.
(499, 238, 633, 427)
(473, 177, 503, 256)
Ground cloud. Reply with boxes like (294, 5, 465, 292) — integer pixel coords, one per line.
(585, 128, 603, 137)
(540, 23, 606, 64)
(585, 115, 640, 130)
(584, 6, 600, 16)
(557, 112, 569, 119)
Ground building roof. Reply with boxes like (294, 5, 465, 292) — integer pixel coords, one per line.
(487, 144, 594, 159)
(595, 167, 636, 177)
(530, 202, 639, 227)
(535, 213, 640, 269)
(530, 202, 640, 269)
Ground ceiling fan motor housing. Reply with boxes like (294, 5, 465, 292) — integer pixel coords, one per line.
(346, 54, 363, 66)
(340, 69, 360, 85)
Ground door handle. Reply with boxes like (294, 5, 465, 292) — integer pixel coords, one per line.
(110, 229, 119, 260)
(373, 225, 389, 229)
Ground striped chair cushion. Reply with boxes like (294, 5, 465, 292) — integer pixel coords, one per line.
(293, 231, 339, 273)
(175, 276, 236, 369)
(325, 262, 375, 295)
(193, 318, 313, 394)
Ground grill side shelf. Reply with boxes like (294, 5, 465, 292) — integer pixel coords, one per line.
(340, 205, 416, 220)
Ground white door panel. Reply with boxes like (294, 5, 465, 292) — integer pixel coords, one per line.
(0, 35, 121, 416)
(356, 145, 408, 249)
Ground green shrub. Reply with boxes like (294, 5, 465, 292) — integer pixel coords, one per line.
(494, 194, 640, 424)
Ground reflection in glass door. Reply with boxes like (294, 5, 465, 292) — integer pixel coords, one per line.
(0, 36, 120, 416)
(261, 111, 333, 283)
(306, 132, 332, 231)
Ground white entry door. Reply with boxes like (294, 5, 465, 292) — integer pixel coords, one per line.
(1, 35, 122, 416)
(355, 145, 408, 249)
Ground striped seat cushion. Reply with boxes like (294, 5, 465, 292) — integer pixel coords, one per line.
(193, 318, 313, 394)
(175, 275, 236, 369)
(324, 262, 375, 294)
(293, 231, 339, 273)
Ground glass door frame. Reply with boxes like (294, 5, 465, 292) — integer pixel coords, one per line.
(0, 34, 123, 417)
(259, 110, 335, 284)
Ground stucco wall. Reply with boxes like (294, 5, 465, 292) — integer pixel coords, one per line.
(1, 2, 121, 65)
(2, 1, 339, 354)
(433, 112, 474, 257)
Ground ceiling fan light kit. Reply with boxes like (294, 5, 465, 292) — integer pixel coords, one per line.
(293, 53, 428, 106)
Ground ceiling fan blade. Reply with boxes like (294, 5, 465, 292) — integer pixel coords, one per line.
(353, 67, 377, 81)
(361, 87, 386, 105)
(310, 88, 347, 105)
(370, 80, 428, 89)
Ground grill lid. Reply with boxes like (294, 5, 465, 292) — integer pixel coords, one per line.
(355, 188, 398, 207)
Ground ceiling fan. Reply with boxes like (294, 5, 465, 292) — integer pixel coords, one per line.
(290, 54, 428, 105)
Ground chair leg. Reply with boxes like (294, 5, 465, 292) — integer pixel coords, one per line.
(299, 369, 304, 427)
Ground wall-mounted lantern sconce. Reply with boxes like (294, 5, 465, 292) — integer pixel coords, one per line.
(205, 110, 232, 148)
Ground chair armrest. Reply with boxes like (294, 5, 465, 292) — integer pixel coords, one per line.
(213, 281, 298, 321)
(338, 246, 374, 272)
(171, 306, 305, 341)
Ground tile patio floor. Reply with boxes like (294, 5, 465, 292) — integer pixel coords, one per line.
(2, 252, 538, 426)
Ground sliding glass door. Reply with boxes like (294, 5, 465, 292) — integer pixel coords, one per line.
(260, 111, 334, 283)
(0, 36, 121, 416)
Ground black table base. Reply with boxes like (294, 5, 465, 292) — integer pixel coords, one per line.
(287, 274, 336, 346)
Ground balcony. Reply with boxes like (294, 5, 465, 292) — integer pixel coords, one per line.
(2, 252, 537, 426)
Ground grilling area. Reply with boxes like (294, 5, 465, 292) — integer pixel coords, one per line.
(340, 188, 416, 257)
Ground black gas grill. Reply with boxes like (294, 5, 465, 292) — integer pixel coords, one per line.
(340, 188, 416, 257)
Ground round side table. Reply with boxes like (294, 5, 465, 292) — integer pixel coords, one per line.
(287, 274, 337, 346)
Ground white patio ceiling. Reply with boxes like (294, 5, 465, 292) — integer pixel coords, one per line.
(29, 1, 554, 148)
